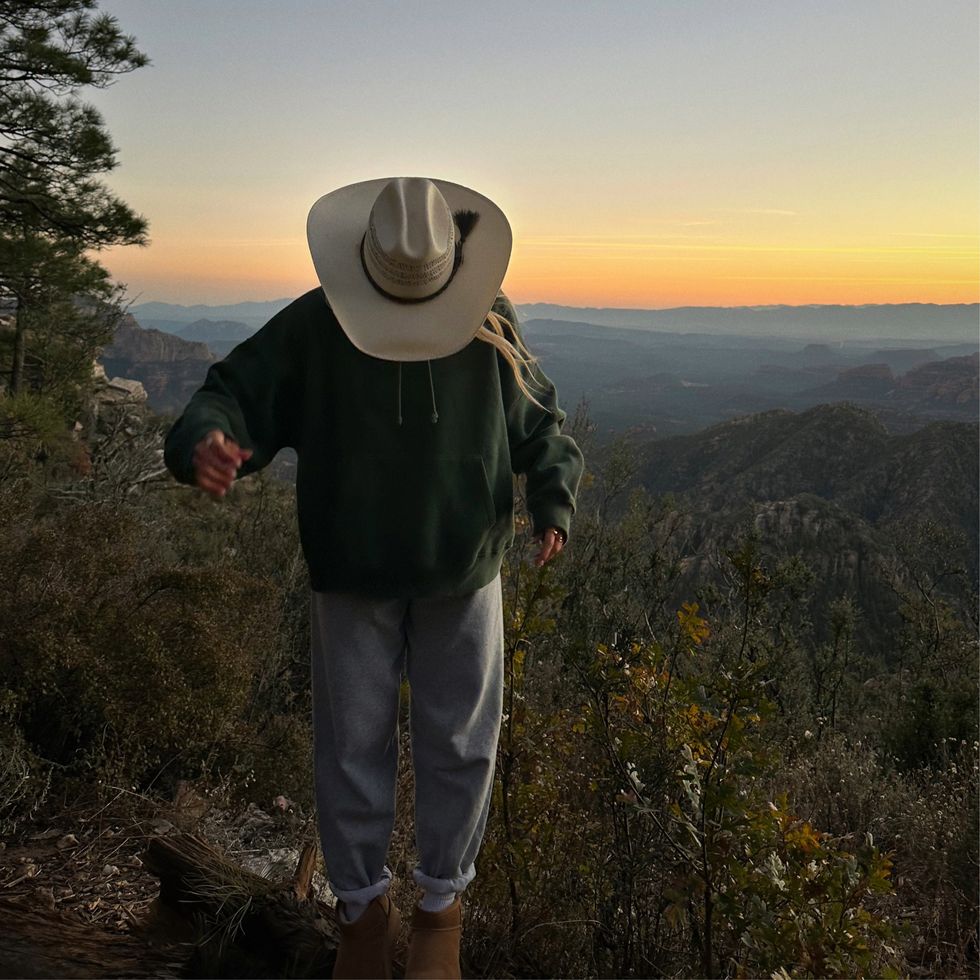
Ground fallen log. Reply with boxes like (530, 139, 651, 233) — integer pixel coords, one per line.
(0, 896, 187, 979)
(142, 832, 385, 979)
(0, 835, 338, 980)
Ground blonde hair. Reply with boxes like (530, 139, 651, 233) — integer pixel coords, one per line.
(475, 310, 551, 413)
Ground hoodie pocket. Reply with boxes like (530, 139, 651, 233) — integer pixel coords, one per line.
(336, 453, 497, 573)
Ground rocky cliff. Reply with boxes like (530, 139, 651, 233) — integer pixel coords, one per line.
(896, 351, 978, 408)
(798, 352, 978, 421)
(99, 315, 216, 414)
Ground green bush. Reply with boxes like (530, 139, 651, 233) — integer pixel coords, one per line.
(468, 484, 904, 978)
(0, 492, 284, 792)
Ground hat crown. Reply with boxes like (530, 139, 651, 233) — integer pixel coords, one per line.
(371, 178, 452, 263)
(363, 178, 456, 301)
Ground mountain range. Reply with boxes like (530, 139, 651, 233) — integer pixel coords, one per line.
(129, 298, 293, 331)
(117, 304, 978, 435)
(520, 318, 977, 436)
(170, 319, 256, 356)
(130, 299, 979, 343)
(627, 402, 978, 657)
(99, 308, 978, 658)
(517, 301, 978, 341)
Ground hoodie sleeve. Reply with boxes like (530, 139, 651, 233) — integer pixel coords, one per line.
(163, 309, 299, 487)
(492, 293, 585, 540)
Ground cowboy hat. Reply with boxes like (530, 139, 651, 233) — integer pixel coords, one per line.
(307, 177, 512, 361)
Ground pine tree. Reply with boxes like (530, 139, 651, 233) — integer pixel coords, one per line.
(0, 0, 148, 394)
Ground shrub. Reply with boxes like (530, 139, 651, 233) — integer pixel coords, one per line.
(0, 494, 283, 793)
(468, 489, 903, 978)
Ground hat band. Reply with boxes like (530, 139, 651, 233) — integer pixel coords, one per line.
(359, 233, 463, 305)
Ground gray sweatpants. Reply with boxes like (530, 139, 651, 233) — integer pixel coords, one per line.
(309, 573, 504, 904)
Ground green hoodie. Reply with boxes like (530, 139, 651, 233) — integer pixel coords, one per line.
(163, 288, 585, 598)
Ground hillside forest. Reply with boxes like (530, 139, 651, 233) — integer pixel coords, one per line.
(0, 3, 978, 979)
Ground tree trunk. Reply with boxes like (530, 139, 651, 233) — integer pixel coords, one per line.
(10, 298, 26, 394)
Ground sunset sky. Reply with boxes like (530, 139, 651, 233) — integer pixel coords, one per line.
(93, 0, 979, 308)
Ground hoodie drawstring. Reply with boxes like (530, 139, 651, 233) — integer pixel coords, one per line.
(395, 361, 438, 425)
(427, 360, 439, 424)
(396, 362, 403, 425)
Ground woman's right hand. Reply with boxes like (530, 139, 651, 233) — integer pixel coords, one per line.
(192, 430, 253, 499)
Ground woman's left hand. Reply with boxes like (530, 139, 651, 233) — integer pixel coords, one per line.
(533, 527, 566, 567)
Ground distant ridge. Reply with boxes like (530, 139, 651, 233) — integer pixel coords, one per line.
(131, 298, 294, 329)
(175, 319, 256, 343)
(515, 302, 979, 342)
(129, 298, 979, 342)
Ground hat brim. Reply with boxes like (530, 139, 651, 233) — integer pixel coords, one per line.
(307, 178, 513, 361)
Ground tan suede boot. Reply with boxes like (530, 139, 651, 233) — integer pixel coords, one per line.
(404, 897, 463, 980)
(332, 893, 401, 980)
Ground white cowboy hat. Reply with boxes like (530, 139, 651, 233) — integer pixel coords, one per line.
(306, 176, 512, 361)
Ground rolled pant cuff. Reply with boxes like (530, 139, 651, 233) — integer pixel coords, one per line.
(330, 866, 393, 904)
(412, 864, 476, 895)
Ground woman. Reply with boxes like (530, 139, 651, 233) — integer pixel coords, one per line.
(163, 177, 585, 979)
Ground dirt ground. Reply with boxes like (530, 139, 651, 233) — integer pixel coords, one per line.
(0, 780, 329, 978)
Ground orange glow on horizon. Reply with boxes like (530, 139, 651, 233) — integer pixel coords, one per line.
(502, 233, 979, 307)
(104, 233, 980, 308)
